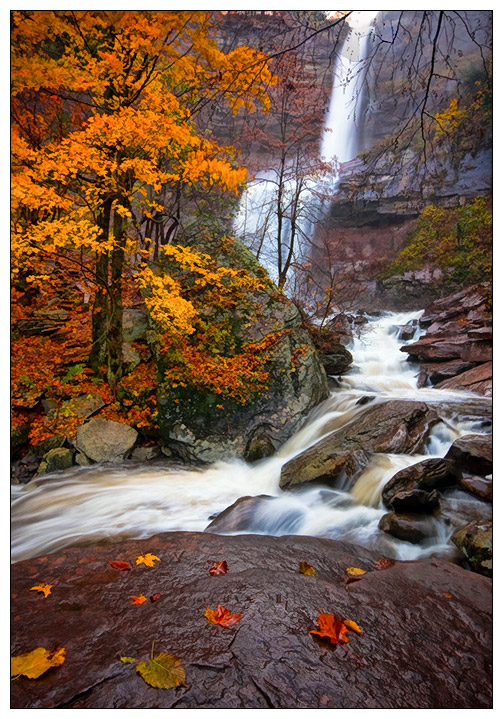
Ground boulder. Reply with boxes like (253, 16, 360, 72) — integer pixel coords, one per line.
(57, 393, 105, 421)
(10, 531, 492, 709)
(445, 434, 492, 476)
(75, 418, 138, 463)
(388, 488, 440, 513)
(204, 495, 278, 533)
(378, 512, 434, 544)
(280, 400, 439, 491)
(151, 239, 329, 464)
(422, 359, 476, 385)
(381, 458, 458, 508)
(131, 445, 162, 462)
(243, 427, 277, 463)
(122, 308, 149, 342)
(321, 345, 353, 375)
(458, 475, 492, 502)
(397, 324, 417, 341)
(437, 491, 492, 531)
(35, 447, 74, 476)
(437, 362, 492, 396)
(451, 519, 492, 577)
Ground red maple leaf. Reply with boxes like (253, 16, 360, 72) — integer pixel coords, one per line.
(310, 613, 349, 644)
(204, 604, 242, 627)
(109, 560, 132, 571)
(375, 558, 396, 570)
(209, 560, 228, 576)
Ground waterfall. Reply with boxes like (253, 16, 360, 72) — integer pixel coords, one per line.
(232, 12, 377, 289)
(11, 310, 491, 564)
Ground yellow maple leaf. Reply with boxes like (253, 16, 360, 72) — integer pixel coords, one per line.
(29, 583, 53, 598)
(136, 553, 161, 568)
(11, 646, 66, 679)
(343, 619, 362, 634)
(345, 567, 366, 576)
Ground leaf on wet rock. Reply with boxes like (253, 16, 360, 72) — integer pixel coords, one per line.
(344, 619, 362, 634)
(136, 653, 187, 689)
(150, 593, 162, 603)
(120, 656, 137, 664)
(29, 583, 53, 598)
(209, 560, 228, 575)
(375, 558, 396, 570)
(310, 612, 349, 645)
(298, 561, 316, 576)
(346, 567, 366, 576)
(109, 560, 132, 571)
(136, 553, 161, 568)
(11, 646, 66, 679)
(130, 595, 148, 605)
(204, 604, 242, 627)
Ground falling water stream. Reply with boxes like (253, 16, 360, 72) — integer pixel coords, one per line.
(11, 311, 491, 564)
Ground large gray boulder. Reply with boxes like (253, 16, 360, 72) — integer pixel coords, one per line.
(148, 239, 329, 464)
(280, 400, 439, 491)
(75, 418, 138, 463)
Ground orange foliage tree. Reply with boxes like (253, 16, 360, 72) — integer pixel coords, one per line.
(11, 10, 276, 392)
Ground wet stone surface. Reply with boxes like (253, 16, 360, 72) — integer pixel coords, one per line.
(11, 531, 492, 709)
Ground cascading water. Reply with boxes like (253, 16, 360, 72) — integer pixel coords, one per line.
(232, 11, 377, 288)
(11, 310, 491, 564)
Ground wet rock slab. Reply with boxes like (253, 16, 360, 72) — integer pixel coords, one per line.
(11, 532, 492, 709)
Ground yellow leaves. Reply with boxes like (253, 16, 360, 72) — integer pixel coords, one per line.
(11, 646, 66, 679)
(29, 583, 53, 598)
(345, 567, 366, 576)
(136, 553, 161, 568)
(121, 651, 187, 690)
(343, 619, 362, 634)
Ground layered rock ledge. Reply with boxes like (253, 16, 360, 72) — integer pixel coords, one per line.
(11, 531, 491, 709)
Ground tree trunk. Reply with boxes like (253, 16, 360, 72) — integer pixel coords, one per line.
(89, 197, 112, 373)
(106, 209, 125, 391)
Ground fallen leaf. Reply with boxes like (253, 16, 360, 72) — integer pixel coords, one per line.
(150, 593, 162, 603)
(29, 583, 53, 598)
(120, 656, 137, 664)
(344, 619, 362, 634)
(11, 646, 66, 679)
(346, 567, 366, 576)
(204, 604, 242, 627)
(298, 561, 316, 576)
(375, 558, 396, 570)
(209, 560, 228, 575)
(310, 612, 349, 644)
(443, 592, 452, 599)
(109, 561, 132, 571)
(345, 576, 363, 588)
(130, 595, 148, 605)
(136, 553, 161, 568)
(136, 653, 187, 689)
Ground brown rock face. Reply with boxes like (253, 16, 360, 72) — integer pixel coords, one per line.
(10, 532, 492, 709)
(381, 458, 458, 508)
(280, 400, 439, 491)
(451, 519, 492, 578)
(445, 434, 492, 477)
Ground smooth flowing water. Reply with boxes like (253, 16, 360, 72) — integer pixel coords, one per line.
(11, 310, 491, 563)
(233, 12, 377, 287)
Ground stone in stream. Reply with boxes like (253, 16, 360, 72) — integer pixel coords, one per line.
(458, 475, 492, 502)
(34, 447, 74, 476)
(437, 361, 492, 396)
(75, 417, 138, 463)
(280, 400, 439, 491)
(451, 519, 492, 577)
(378, 512, 434, 544)
(203, 494, 303, 534)
(10, 531, 492, 709)
(444, 433, 492, 477)
(388, 488, 440, 513)
(381, 458, 458, 509)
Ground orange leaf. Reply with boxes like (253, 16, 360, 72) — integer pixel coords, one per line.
(109, 560, 132, 571)
(298, 561, 316, 576)
(204, 604, 242, 627)
(11, 646, 66, 679)
(209, 560, 228, 575)
(130, 595, 147, 605)
(29, 583, 53, 598)
(136, 553, 161, 567)
(310, 612, 349, 644)
(375, 558, 396, 570)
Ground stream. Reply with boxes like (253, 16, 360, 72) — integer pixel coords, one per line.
(11, 310, 491, 564)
